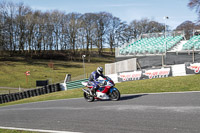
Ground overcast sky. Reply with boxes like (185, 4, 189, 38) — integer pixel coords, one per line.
(8, 0, 198, 29)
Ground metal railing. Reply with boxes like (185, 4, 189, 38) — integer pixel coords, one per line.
(66, 78, 88, 89)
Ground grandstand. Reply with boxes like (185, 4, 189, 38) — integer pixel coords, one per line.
(182, 35, 200, 50)
(115, 30, 200, 69)
(119, 35, 183, 55)
(117, 31, 185, 56)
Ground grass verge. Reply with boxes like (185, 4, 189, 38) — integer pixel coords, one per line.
(0, 129, 37, 133)
(1, 74, 200, 107)
(0, 57, 113, 89)
(1, 74, 200, 133)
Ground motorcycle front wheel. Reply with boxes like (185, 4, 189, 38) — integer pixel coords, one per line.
(110, 89, 120, 101)
(83, 92, 94, 102)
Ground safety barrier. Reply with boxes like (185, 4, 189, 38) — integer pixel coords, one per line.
(66, 79, 88, 89)
(117, 62, 200, 82)
(0, 83, 61, 104)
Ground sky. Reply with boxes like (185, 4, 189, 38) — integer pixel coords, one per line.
(7, 0, 198, 29)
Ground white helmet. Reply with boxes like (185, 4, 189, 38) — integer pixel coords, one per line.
(97, 67, 103, 75)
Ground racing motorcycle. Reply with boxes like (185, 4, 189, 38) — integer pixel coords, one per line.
(82, 76, 120, 102)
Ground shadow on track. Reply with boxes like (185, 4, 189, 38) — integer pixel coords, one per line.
(120, 94, 147, 101)
(93, 94, 147, 102)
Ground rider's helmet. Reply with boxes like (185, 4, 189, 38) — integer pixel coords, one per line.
(97, 66, 103, 75)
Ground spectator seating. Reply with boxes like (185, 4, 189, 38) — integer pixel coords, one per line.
(119, 35, 183, 55)
(182, 35, 200, 50)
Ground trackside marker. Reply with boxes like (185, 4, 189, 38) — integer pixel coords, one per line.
(0, 126, 82, 133)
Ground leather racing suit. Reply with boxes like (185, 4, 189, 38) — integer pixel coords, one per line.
(88, 70, 106, 94)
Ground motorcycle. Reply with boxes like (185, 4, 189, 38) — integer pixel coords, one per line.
(81, 76, 120, 102)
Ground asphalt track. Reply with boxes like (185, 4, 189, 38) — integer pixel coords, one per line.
(0, 92, 200, 133)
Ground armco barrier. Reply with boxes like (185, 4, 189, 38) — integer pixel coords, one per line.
(66, 79, 88, 89)
(0, 83, 61, 104)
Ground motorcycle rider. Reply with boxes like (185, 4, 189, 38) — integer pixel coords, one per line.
(88, 66, 106, 96)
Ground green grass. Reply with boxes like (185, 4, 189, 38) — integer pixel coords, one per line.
(117, 74, 200, 94)
(0, 57, 113, 89)
(0, 129, 37, 133)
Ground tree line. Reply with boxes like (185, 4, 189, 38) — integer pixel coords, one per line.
(0, 1, 166, 60)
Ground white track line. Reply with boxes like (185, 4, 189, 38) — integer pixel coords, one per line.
(0, 126, 82, 133)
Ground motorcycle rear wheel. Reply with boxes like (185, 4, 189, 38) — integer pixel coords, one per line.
(110, 89, 120, 101)
(83, 92, 94, 102)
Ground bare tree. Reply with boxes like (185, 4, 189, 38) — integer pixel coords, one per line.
(107, 16, 121, 54)
(15, 2, 31, 53)
(0, 1, 15, 54)
(188, 0, 200, 20)
(0, 0, 169, 59)
(80, 13, 97, 62)
(65, 12, 81, 59)
(129, 18, 165, 39)
(176, 21, 195, 39)
(95, 12, 112, 55)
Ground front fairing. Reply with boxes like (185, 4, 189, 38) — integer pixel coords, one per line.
(109, 87, 118, 93)
(96, 79, 115, 93)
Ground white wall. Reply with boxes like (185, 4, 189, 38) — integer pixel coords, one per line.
(105, 58, 137, 75)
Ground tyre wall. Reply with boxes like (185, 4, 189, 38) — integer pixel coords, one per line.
(0, 83, 61, 104)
